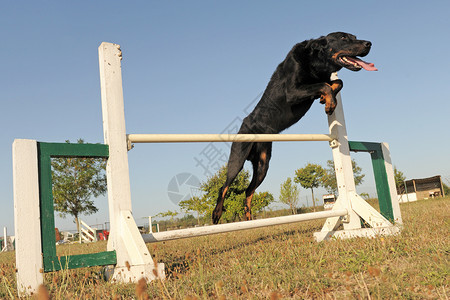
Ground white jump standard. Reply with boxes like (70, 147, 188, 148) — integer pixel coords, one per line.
(13, 42, 401, 296)
(101, 42, 401, 277)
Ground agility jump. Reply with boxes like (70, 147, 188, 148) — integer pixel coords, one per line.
(13, 42, 401, 296)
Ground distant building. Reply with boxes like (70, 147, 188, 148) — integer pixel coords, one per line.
(398, 175, 445, 203)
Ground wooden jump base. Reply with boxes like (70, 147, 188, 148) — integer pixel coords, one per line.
(13, 42, 402, 296)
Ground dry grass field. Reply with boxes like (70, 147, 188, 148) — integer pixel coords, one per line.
(1, 197, 448, 299)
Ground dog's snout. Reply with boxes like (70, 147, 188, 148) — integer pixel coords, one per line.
(363, 41, 372, 47)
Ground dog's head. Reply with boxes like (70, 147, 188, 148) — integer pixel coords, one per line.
(326, 32, 377, 71)
(306, 32, 377, 72)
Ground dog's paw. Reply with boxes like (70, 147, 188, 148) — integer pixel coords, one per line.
(320, 92, 331, 105)
(325, 97, 337, 115)
(325, 106, 335, 115)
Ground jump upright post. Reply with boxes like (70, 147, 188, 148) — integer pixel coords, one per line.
(13, 42, 401, 296)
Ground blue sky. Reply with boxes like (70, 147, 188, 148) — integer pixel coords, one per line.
(1, 1, 450, 232)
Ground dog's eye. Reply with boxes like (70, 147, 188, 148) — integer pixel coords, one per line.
(341, 36, 348, 41)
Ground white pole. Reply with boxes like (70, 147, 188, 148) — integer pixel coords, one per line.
(148, 216, 152, 233)
(13, 139, 43, 296)
(99, 42, 164, 282)
(99, 42, 132, 232)
(320, 73, 361, 232)
(142, 209, 347, 243)
(404, 180, 409, 202)
(127, 133, 334, 143)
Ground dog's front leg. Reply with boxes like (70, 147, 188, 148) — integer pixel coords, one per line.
(319, 79, 343, 115)
(286, 81, 342, 115)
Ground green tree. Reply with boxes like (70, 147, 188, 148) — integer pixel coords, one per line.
(442, 183, 449, 197)
(156, 210, 179, 220)
(394, 166, 406, 194)
(294, 163, 325, 211)
(251, 191, 275, 215)
(201, 166, 248, 222)
(279, 177, 300, 214)
(51, 139, 107, 242)
(360, 192, 370, 200)
(189, 166, 274, 223)
(321, 159, 365, 195)
(179, 196, 209, 225)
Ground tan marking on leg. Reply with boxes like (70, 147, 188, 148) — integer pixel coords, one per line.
(321, 93, 332, 106)
(260, 151, 266, 162)
(319, 84, 336, 115)
(330, 82, 341, 93)
(221, 186, 229, 199)
(244, 192, 254, 220)
(320, 83, 332, 104)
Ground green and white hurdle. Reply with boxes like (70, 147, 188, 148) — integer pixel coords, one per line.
(13, 42, 401, 296)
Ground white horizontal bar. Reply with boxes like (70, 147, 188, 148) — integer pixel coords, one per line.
(142, 209, 347, 243)
(127, 133, 334, 143)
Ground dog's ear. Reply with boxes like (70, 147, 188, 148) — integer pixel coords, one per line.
(309, 37, 328, 51)
(292, 37, 328, 63)
(291, 42, 309, 63)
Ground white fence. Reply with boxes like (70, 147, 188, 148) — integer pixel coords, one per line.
(398, 193, 418, 203)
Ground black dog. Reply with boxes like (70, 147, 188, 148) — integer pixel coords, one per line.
(212, 32, 377, 224)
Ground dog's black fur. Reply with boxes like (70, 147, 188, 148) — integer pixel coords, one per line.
(212, 32, 374, 224)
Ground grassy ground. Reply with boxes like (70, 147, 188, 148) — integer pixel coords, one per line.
(1, 197, 448, 299)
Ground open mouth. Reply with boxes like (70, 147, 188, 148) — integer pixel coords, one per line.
(339, 56, 378, 71)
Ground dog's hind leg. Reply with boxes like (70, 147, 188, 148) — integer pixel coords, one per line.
(244, 142, 272, 220)
(212, 142, 253, 224)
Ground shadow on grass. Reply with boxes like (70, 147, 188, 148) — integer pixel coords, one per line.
(162, 222, 322, 278)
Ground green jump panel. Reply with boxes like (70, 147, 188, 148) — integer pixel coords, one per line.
(37, 142, 115, 272)
(43, 251, 117, 272)
(348, 141, 394, 222)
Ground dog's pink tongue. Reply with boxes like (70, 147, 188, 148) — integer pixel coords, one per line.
(348, 57, 378, 71)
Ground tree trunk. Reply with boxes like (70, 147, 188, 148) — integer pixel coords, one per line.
(311, 188, 316, 212)
(75, 215, 81, 243)
(290, 201, 295, 215)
